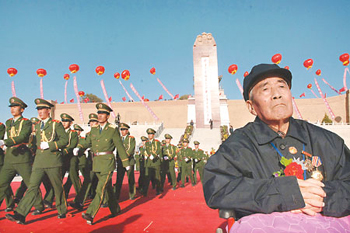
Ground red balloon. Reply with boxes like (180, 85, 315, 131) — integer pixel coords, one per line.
(339, 53, 349, 66)
(121, 70, 130, 80)
(244, 71, 249, 77)
(114, 72, 120, 79)
(150, 67, 156, 75)
(271, 53, 282, 64)
(69, 64, 80, 73)
(303, 59, 313, 70)
(316, 69, 321, 76)
(7, 68, 18, 77)
(228, 64, 238, 75)
(307, 84, 312, 89)
(36, 68, 47, 78)
(284, 66, 289, 70)
(78, 91, 85, 97)
(63, 74, 70, 80)
(95, 66, 105, 75)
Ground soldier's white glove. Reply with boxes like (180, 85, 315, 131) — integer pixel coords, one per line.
(73, 148, 79, 156)
(125, 166, 130, 171)
(175, 168, 178, 172)
(185, 158, 189, 162)
(164, 156, 169, 160)
(195, 159, 198, 162)
(0, 140, 4, 147)
(150, 155, 154, 160)
(40, 142, 49, 150)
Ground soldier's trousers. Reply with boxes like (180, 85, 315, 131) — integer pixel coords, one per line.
(16, 167, 67, 217)
(194, 164, 204, 183)
(73, 164, 94, 205)
(160, 161, 176, 189)
(45, 161, 70, 203)
(137, 160, 145, 191)
(0, 164, 15, 208)
(144, 166, 160, 195)
(86, 171, 119, 217)
(63, 157, 82, 199)
(0, 163, 43, 211)
(14, 180, 27, 201)
(114, 158, 135, 200)
(181, 163, 194, 185)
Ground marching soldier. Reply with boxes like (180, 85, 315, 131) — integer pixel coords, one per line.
(192, 141, 207, 184)
(6, 98, 68, 224)
(143, 128, 161, 196)
(0, 97, 44, 215)
(160, 134, 177, 191)
(75, 103, 130, 225)
(114, 123, 136, 200)
(176, 143, 182, 183)
(136, 136, 147, 194)
(178, 139, 194, 187)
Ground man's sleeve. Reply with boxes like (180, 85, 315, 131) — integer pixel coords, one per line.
(113, 129, 130, 167)
(322, 142, 350, 217)
(63, 131, 78, 155)
(202, 141, 305, 218)
(4, 120, 32, 147)
(48, 122, 69, 151)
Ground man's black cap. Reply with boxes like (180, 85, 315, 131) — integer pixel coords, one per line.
(243, 64, 292, 101)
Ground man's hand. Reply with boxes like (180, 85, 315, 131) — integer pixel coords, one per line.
(164, 156, 168, 160)
(0, 140, 4, 147)
(125, 166, 130, 171)
(73, 148, 79, 156)
(40, 142, 49, 150)
(291, 178, 326, 216)
(150, 155, 154, 160)
(185, 158, 189, 162)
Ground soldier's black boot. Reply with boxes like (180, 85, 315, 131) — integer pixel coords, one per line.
(6, 213, 26, 224)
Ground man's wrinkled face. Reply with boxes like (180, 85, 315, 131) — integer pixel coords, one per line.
(10, 106, 24, 118)
(98, 113, 109, 124)
(246, 77, 293, 123)
(120, 129, 128, 137)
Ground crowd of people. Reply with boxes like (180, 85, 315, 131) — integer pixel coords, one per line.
(0, 98, 209, 225)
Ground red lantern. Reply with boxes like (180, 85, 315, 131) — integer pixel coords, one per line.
(150, 67, 156, 75)
(114, 72, 120, 79)
(95, 66, 105, 75)
(228, 64, 238, 75)
(121, 70, 130, 80)
(284, 66, 289, 70)
(36, 69, 47, 78)
(316, 69, 321, 76)
(303, 59, 313, 70)
(339, 53, 350, 66)
(307, 84, 312, 89)
(271, 53, 282, 64)
(69, 64, 80, 73)
(7, 68, 18, 77)
(78, 91, 85, 97)
(63, 74, 70, 80)
(244, 71, 249, 77)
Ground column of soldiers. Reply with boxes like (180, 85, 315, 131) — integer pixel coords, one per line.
(0, 97, 209, 225)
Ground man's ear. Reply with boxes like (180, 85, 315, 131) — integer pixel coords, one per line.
(246, 100, 257, 116)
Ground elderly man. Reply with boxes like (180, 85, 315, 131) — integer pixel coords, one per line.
(203, 64, 350, 231)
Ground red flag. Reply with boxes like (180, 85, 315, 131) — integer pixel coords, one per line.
(54, 100, 58, 103)
(109, 96, 112, 102)
(70, 98, 74, 103)
(324, 93, 326, 98)
(174, 94, 179, 99)
(339, 87, 346, 93)
(299, 93, 305, 98)
(84, 97, 90, 103)
(60, 101, 64, 104)
(122, 97, 126, 102)
(158, 94, 163, 100)
(141, 95, 145, 100)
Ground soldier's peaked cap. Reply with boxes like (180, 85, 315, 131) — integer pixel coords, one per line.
(164, 134, 172, 139)
(35, 98, 54, 109)
(146, 128, 156, 134)
(60, 113, 74, 122)
(120, 123, 130, 130)
(96, 103, 113, 114)
(9, 97, 27, 109)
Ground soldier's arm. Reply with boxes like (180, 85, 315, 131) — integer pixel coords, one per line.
(155, 140, 161, 156)
(113, 128, 130, 167)
(63, 131, 78, 155)
(4, 119, 32, 147)
(78, 131, 91, 149)
(129, 136, 136, 156)
(0, 123, 5, 139)
(48, 121, 69, 151)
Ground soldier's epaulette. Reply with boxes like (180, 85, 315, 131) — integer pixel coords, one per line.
(154, 139, 160, 142)
(129, 135, 135, 138)
(80, 136, 85, 139)
(188, 146, 192, 149)
(91, 125, 98, 128)
(0, 122, 3, 125)
(71, 130, 76, 132)
(199, 149, 203, 151)
(22, 118, 29, 121)
(108, 124, 116, 129)
(52, 119, 61, 123)
(7, 118, 13, 122)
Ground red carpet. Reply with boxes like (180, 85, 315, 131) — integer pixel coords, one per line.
(0, 172, 226, 233)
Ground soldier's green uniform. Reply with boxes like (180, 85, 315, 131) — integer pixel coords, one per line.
(7, 98, 68, 223)
(143, 128, 161, 195)
(192, 141, 207, 184)
(0, 97, 44, 214)
(178, 139, 194, 187)
(160, 134, 177, 190)
(78, 103, 129, 225)
(115, 123, 136, 200)
(0, 122, 15, 210)
(137, 136, 147, 193)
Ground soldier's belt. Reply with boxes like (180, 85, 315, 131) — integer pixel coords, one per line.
(94, 151, 113, 156)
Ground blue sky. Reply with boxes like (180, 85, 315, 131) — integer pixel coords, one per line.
(0, 0, 349, 122)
